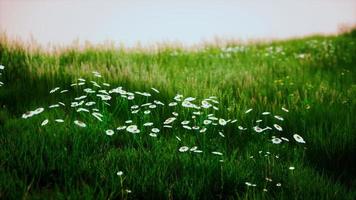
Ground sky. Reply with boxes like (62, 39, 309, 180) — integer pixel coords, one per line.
(0, 0, 355, 47)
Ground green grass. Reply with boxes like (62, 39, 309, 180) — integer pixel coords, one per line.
(0, 30, 355, 199)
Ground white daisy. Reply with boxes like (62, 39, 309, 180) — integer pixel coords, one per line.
(41, 119, 49, 126)
(126, 125, 139, 133)
(151, 87, 159, 93)
(49, 87, 60, 94)
(274, 115, 284, 121)
(143, 122, 154, 127)
(49, 104, 60, 108)
(212, 151, 223, 156)
(199, 127, 207, 133)
(272, 138, 282, 144)
(273, 124, 283, 131)
(149, 133, 157, 137)
(85, 101, 96, 106)
(55, 119, 64, 123)
(175, 136, 181, 141)
(74, 95, 87, 100)
(92, 112, 103, 121)
(245, 108, 253, 114)
(203, 120, 212, 125)
(33, 107, 44, 115)
(181, 120, 190, 125)
(218, 131, 225, 137)
(74, 120, 86, 128)
(151, 128, 160, 133)
(106, 129, 115, 136)
(218, 118, 227, 126)
(293, 134, 306, 143)
(168, 102, 178, 107)
(117, 126, 127, 130)
(179, 146, 189, 152)
(77, 108, 90, 113)
(164, 117, 177, 125)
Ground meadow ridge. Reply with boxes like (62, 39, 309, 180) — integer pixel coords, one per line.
(0, 30, 355, 199)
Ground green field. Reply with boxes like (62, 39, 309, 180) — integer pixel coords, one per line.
(0, 30, 355, 199)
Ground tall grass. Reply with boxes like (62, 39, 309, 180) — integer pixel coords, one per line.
(0, 30, 355, 199)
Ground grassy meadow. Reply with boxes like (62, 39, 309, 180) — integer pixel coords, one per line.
(0, 30, 355, 199)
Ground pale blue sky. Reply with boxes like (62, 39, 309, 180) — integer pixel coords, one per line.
(0, 0, 355, 47)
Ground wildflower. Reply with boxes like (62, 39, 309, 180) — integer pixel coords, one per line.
(126, 125, 139, 133)
(175, 136, 181, 141)
(55, 119, 64, 123)
(85, 101, 96, 106)
(190, 146, 198, 151)
(282, 107, 289, 112)
(117, 171, 123, 176)
(245, 108, 253, 114)
(262, 112, 270, 115)
(293, 134, 306, 143)
(143, 122, 153, 126)
(201, 100, 212, 108)
(77, 108, 90, 113)
(33, 107, 44, 115)
(74, 95, 87, 100)
(144, 110, 151, 114)
(151, 87, 159, 93)
(218, 118, 227, 126)
(49, 104, 60, 108)
(212, 151, 223, 156)
(117, 126, 127, 130)
(272, 138, 282, 144)
(41, 119, 49, 126)
(97, 94, 111, 101)
(274, 115, 284, 121)
(179, 146, 189, 152)
(289, 166, 295, 170)
(182, 125, 192, 130)
(281, 137, 289, 142)
(131, 105, 139, 109)
(92, 112, 103, 121)
(49, 87, 60, 94)
(106, 129, 114, 136)
(149, 133, 157, 137)
(253, 126, 264, 133)
(273, 124, 283, 131)
(203, 120, 212, 125)
(199, 127, 207, 133)
(218, 131, 225, 137)
(74, 120, 86, 128)
(181, 120, 190, 125)
(163, 117, 177, 124)
(151, 128, 160, 133)
(174, 94, 183, 101)
(168, 102, 178, 106)
(125, 120, 132, 124)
